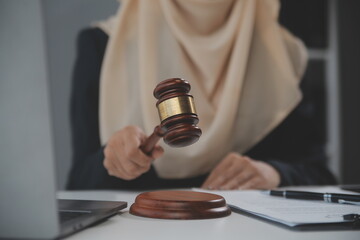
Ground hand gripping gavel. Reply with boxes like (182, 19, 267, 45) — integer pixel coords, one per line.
(140, 78, 202, 155)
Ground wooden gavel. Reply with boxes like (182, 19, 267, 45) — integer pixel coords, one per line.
(140, 78, 202, 155)
(132, 80, 232, 221)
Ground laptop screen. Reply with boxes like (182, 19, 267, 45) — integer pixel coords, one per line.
(0, 1, 60, 238)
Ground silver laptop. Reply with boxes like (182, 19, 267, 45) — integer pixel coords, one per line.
(0, 6, 126, 237)
(0, 64, 127, 240)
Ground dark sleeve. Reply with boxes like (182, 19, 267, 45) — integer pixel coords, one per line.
(66, 28, 167, 190)
(66, 28, 117, 189)
(245, 85, 337, 186)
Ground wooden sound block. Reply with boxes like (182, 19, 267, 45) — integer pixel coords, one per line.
(129, 190, 231, 220)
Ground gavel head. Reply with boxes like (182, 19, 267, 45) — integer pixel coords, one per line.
(154, 78, 202, 147)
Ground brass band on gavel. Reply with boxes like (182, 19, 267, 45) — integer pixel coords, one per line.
(157, 96, 197, 122)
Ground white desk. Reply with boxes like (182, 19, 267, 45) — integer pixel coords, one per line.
(58, 190, 360, 240)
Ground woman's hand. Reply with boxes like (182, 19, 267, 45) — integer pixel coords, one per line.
(103, 126, 164, 180)
(201, 152, 280, 190)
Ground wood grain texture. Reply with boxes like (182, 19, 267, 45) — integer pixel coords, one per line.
(130, 190, 231, 219)
(140, 78, 202, 154)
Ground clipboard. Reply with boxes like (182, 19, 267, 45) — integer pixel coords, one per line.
(195, 187, 360, 231)
(230, 205, 360, 231)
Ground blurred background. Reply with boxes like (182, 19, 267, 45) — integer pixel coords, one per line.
(1, 0, 359, 189)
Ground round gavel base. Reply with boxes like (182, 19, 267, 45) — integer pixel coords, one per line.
(129, 190, 231, 219)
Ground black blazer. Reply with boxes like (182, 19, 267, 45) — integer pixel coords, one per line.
(67, 28, 336, 190)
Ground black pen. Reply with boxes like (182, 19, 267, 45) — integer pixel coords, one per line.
(263, 190, 360, 206)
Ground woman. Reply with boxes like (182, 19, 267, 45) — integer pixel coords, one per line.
(67, 0, 336, 190)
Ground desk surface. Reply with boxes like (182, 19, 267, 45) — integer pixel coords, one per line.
(58, 189, 360, 240)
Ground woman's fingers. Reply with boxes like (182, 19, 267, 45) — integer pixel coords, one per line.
(201, 153, 236, 188)
(123, 126, 153, 168)
(104, 147, 138, 180)
(220, 171, 255, 190)
(202, 153, 280, 190)
(151, 145, 164, 159)
(237, 176, 263, 190)
(103, 125, 163, 180)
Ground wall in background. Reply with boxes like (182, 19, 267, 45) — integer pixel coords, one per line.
(42, 0, 118, 189)
(279, 0, 341, 180)
(338, 0, 360, 184)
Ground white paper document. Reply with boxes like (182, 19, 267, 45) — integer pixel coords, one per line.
(195, 187, 360, 227)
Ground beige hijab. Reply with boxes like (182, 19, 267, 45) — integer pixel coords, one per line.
(98, 0, 307, 179)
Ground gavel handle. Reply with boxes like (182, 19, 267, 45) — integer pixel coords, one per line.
(140, 126, 165, 155)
